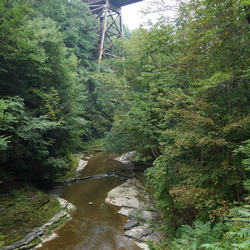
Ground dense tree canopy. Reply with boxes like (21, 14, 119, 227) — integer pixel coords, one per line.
(103, 0, 250, 248)
(1, 0, 249, 248)
(0, 0, 117, 183)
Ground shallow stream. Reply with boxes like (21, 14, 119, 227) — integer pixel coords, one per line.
(38, 153, 141, 250)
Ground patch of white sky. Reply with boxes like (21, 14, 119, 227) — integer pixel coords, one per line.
(121, 0, 178, 30)
(121, 1, 145, 30)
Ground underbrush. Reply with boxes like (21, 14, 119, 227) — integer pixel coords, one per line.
(148, 204, 250, 249)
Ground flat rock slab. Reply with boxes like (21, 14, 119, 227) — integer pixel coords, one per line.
(105, 178, 161, 247)
(125, 225, 160, 242)
(105, 178, 154, 210)
(118, 207, 137, 217)
(125, 224, 151, 239)
(118, 207, 158, 221)
(57, 197, 76, 211)
(105, 179, 140, 208)
(124, 220, 139, 230)
(140, 210, 158, 220)
(135, 241, 150, 250)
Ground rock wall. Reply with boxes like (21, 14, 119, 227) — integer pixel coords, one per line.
(2, 198, 75, 250)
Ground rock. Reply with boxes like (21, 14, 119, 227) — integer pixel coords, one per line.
(131, 172, 136, 177)
(142, 227, 153, 236)
(38, 232, 58, 245)
(125, 225, 147, 239)
(124, 220, 139, 230)
(3, 197, 76, 250)
(114, 151, 136, 163)
(140, 210, 158, 220)
(105, 179, 154, 210)
(76, 158, 88, 172)
(118, 207, 137, 217)
(105, 177, 161, 247)
(57, 197, 76, 212)
(125, 225, 159, 242)
(105, 183, 140, 208)
(85, 155, 92, 159)
(135, 241, 150, 250)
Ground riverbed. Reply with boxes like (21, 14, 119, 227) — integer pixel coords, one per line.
(37, 153, 142, 250)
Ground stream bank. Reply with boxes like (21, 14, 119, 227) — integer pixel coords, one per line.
(2, 152, 162, 249)
(0, 186, 74, 249)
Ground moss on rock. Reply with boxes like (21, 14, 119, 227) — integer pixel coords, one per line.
(0, 185, 61, 246)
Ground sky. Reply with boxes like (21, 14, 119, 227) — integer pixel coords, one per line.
(121, 1, 146, 30)
(121, 0, 177, 30)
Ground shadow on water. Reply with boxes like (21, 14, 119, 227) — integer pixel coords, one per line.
(38, 154, 142, 250)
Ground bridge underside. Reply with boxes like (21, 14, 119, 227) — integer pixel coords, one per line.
(83, 0, 143, 65)
(83, 0, 143, 9)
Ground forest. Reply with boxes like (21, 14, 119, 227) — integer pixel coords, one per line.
(0, 0, 250, 249)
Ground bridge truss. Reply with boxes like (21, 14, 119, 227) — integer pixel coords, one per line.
(83, 0, 143, 66)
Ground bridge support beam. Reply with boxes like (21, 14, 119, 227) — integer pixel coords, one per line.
(84, 0, 123, 67)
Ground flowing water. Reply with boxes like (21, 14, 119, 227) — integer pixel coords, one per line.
(38, 153, 142, 250)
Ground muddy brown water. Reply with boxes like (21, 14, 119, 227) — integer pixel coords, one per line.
(38, 154, 142, 250)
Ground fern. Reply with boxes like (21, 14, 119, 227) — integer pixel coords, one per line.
(169, 221, 225, 250)
(230, 205, 250, 222)
(201, 205, 250, 250)
(0, 135, 11, 151)
(201, 243, 224, 250)
(234, 140, 250, 191)
(232, 239, 250, 249)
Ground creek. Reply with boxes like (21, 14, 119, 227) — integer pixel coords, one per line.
(38, 153, 142, 250)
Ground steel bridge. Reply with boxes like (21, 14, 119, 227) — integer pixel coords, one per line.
(83, 0, 143, 65)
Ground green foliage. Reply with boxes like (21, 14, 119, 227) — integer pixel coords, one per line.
(234, 140, 250, 191)
(167, 205, 250, 249)
(103, 0, 250, 242)
(31, 0, 97, 67)
(103, 130, 138, 154)
(1, 0, 250, 246)
(0, 0, 100, 183)
(201, 205, 250, 249)
(42, 157, 69, 180)
(169, 220, 225, 250)
(84, 71, 125, 138)
(0, 97, 24, 150)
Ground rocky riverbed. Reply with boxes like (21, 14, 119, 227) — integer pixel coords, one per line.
(105, 178, 162, 249)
